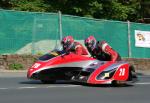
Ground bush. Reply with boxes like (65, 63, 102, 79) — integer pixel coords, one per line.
(9, 63, 24, 70)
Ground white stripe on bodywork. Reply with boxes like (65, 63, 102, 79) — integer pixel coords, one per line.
(92, 61, 128, 82)
(103, 61, 128, 71)
(32, 60, 97, 74)
(75, 45, 81, 49)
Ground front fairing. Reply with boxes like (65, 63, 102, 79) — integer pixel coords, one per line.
(27, 50, 96, 79)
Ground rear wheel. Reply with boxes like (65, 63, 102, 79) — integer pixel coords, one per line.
(128, 65, 137, 81)
(41, 80, 56, 84)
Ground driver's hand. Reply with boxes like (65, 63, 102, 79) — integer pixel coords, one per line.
(66, 51, 70, 55)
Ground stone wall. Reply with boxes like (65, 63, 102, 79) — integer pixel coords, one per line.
(0, 55, 150, 70)
(123, 58, 150, 70)
(0, 55, 38, 70)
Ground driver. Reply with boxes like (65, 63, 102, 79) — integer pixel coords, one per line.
(61, 36, 88, 55)
(84, 36, 121, 61)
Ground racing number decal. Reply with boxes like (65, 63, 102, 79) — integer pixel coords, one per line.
(119, 68, 125, 76)
(32, 63, 41, 68)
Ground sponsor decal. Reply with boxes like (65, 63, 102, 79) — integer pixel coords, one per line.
(50, 52, 59, 56)
(135, 30, 150, 48)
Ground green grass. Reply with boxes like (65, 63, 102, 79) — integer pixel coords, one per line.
(8, 63, 24, 70)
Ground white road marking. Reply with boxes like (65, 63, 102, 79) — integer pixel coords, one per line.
(18, 87, 38, 89)
(0, 82, 150, 90)
(138, 75, 150, 78)
(135, 82, 150, 85)
(46, 85, 80, 88)
(0, 85, 80, 90)
(0, 88, 8, 90)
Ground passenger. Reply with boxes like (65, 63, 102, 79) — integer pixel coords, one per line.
(84, 36, 121, 61)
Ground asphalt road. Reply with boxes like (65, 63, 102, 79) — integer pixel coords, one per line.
(0, 72, 150, 103)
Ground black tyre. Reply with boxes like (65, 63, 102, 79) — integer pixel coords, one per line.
(128, 65, 137, 81)
(112, 80, 126, 87)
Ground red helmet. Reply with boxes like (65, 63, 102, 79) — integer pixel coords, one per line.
(84, 36, 96, 50)
(61, 36, 74, 49)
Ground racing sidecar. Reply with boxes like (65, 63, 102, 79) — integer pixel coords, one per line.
(27, 50, 137, 85)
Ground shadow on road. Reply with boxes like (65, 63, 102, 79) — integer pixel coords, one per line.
(20, 80, 76, 85)
(20, 80, 43, 85)
(20, 80, 134, 88)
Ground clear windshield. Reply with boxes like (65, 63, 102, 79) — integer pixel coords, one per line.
(38, 50, 65, 61)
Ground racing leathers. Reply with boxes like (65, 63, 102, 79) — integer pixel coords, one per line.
(87, 41, 121, 61)
(63, 41, 88, 55)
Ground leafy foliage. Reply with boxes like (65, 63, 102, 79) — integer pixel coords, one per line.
(9, 63, 23, 70)
(11, 0, 50, 12)
(0, 0, 149, 22)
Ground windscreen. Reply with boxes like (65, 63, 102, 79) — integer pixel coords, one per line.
(38, 50, 65, 61)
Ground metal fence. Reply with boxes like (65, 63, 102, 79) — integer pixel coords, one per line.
(0, 9, 150, 58)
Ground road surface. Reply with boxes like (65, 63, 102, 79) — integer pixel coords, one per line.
(0, 71, 150, 103)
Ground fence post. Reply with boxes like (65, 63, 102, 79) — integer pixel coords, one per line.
(32, 17, 36, 54)
(58, 11, 63, 41)
(54, 11, 63, 50)
(127, 20, 131, 58)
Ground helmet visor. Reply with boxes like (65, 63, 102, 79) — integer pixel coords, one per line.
(85, 42, 93, 48)
(61, 41, 65, 45)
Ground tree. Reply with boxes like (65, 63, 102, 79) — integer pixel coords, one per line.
(0, 0, 12, 8)
(0, 0, 149, 22)
(140, 0, 150, 18)
(10, 0, 49, 12)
